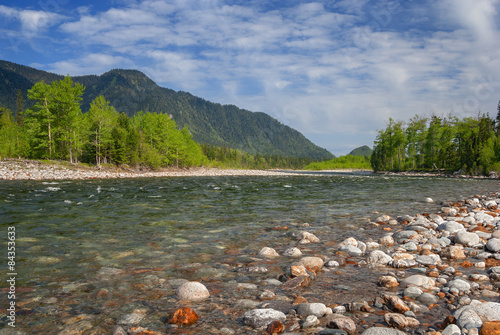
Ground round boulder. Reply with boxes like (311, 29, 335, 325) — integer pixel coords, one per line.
(400, 275, 436, 290)
(176, 281, 210, 302)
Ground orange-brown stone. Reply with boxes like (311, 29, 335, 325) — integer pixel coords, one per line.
(485, 258, 500, 267)
(169, 307, 199, 326)
(293, 295, 308, 305)
(267, 320, 284, 334)
(480, 321, 500, 335)
(462, 260, 473, 268)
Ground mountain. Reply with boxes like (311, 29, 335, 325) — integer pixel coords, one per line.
(0, 60, 333, 160)
(348, 145, 372, 157)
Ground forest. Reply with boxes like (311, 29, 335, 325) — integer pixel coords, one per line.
(371, 106, 500, 175)
(0, 76, 315, 170)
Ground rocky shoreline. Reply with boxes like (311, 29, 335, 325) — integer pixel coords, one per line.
(154, 192, 500, 335)
(0, 159, 301, 180)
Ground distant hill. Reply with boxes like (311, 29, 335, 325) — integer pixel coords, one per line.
(349, 145, 372, 157)
(0, 60, 333, 160)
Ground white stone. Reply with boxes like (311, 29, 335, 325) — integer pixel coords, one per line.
(176, 281, 210, 302)
(243, 308, 286, 330)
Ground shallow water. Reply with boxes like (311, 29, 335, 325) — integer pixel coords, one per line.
(0, 173, 498, 333)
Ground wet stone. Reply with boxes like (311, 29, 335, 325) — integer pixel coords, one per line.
(325, 314, 357, 335)
(297, 303, 328, 318)
(242, 308, 286, 330)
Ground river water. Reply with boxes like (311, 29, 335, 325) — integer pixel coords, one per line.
(0, 173, 498, 334)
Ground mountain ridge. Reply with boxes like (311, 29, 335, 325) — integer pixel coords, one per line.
(0, 60, 333, 160)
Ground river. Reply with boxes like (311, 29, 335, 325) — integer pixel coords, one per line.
(0, 173, 498, 334)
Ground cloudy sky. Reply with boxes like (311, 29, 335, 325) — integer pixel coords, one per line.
(1, 0, 500, 155)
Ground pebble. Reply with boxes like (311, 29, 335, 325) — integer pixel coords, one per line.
(176, 281, 210, 302)
(378, 276, 399, 288)
(283, 247, 303, 257)
(296, 303, 328, 318)
(367, 250, 393, 266)
(486, 238, 500, 252)
(242, 308, 286, 330)
(325, 314, 357, 334)
(400, 275, 436, 289)
(302, 315, 319, 328)
(455, 230, 481, 246)
(338, 245, 363, 257)
(361, 327, 408, 335)
(258, 247, 279, 258)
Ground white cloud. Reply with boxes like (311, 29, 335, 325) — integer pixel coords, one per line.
(0, 5, 63, 38)
(46, 54, 134, 76)
(5, 0, 500, 155)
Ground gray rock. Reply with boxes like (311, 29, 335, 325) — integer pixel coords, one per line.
(437, 221, 465, 234)
(302, 315, 319, 328)
(393, 230, 418, 242)
(235, 299, 261, 309)
(283, 247, 302, 257)
(486, 238, 500, 253)
(447, 278, 471, 293)
(390, 259, 417, 268)
(455, 230, 480, 246)
(339, 245, 363, 257)
(403, 286, 423, 299)
(242, 308, 286, 330)
(455, 308, 482, 329)
(402, 242, 418, 251)
(326, 260, 340, 267)
(475, 212, 495, 225)
(258, 247, 279, 258)
(367, 250, 393, 267)
(361, 327, 407, 335)
(117, 312, 145, 325)
(297, 303, 328, 317)
(400, 275, 436, 289)
(318, 329, 349, 335)
(417, 292, 438, 305)
(441, 324, 461, 335)
(416, 254, 441, 266)
(176, 281, 210, 302)
(473, 301, 500, 321)
(326, 314, 356, 334)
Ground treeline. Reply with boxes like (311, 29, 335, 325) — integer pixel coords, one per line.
(371, 108, 500, 175)
(201, 144, 315, 169)
(0, 76, 316, 170)
(304, 155, 372, 170)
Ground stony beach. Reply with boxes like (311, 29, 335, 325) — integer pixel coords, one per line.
(121, 188, 500, 334)
(0, 159, 300, 180)
(1, 159, 500, 335)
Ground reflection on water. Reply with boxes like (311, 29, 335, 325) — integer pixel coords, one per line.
(0, 174, 498, 333)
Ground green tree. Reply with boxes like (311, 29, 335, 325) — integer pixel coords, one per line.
(0, 108, 20, 158)
(26, 81, 56, 159)
(405, 115, 427, 170)
(87, 95, 119, 166)
(51, 75, 85, 162)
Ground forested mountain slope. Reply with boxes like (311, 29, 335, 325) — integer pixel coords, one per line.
(0, 60, 333, 160)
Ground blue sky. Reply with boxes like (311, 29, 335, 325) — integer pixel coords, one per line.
(1, 0, 500, 156)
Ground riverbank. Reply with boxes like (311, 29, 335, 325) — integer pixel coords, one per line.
(0, 159, 300, 180)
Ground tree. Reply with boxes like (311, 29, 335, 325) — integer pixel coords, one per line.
(26, 81, 56, 159)
(0, 108, 20, 158)
(405, 115, 427, 170)
(51, 75, 85, 163)
(86, 95, 119, 166)
(15, 90, 24, 126)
